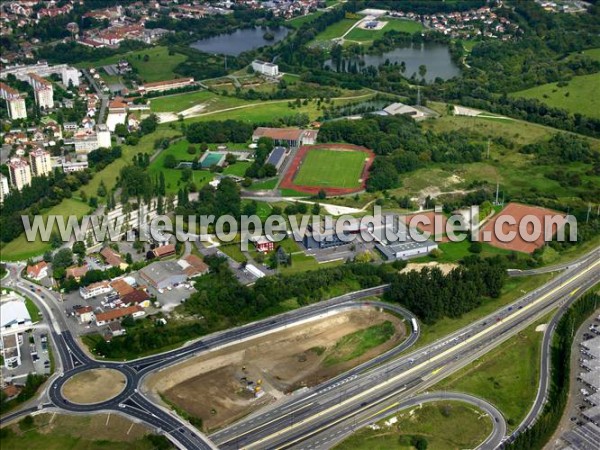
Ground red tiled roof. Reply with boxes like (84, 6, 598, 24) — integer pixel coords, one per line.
(67, 265, 88, 279)
(100, 247, 124, 267)
(153, 244, 176, 258)
(122, 289, 150, 305)
(110, 279, 135, 296)
(95, 305, 142, 323)
(27, 261, 47, 278)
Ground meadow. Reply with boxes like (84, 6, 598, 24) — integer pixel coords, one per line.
(510, 72, 600, 119)
(313, 18, 358, 41)
(76, 46, 187, 83)
(345, 19, 424, 42)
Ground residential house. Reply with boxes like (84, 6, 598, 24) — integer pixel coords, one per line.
(26, 261, 48, 280)
(152, 244, 176, 259)
(95, 305, 145, 326)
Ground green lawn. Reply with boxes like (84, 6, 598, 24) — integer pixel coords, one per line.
(294, 149, 367, 188)
(0, 198, 91, 261)
(219, 242, 247, 263)
(287, 10, 326, 29)
(248, 178, 278, 190)
(581, 47, 600, 62)
(25, 298, 41, 322)
(313, 18, 359, 41)
(223, 161, 251, 177)
(510, 72, 600, 119)
(412, 240, 518, 264)
(335, 401, 492, 450)
(436, 316, 548, 428)
(324, 321, 396, 366)
(345, 19, 424, 42)
(149, 90, 252, 113)
(279, 252, 343, 274)
(76, 46, 187, 83)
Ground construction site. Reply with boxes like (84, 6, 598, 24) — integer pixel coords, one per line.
(145, 308, 407, 431)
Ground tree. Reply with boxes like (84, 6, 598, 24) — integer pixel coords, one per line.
(97, 180, 107, 197)
(163, 154, 177, 169)
(187, 145, 196, 155)
(312, 203, 320, 215)
(418, 64, 427, 80)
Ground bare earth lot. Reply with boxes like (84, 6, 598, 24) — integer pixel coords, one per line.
(62, 368, 126, 404)
(146, 309, 406, 431)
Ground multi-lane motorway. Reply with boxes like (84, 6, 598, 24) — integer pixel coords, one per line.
(1, 245, 599, 450)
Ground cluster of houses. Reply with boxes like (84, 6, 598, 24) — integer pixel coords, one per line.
(387, 2, 521, 41)
(24, 242, 210, 339)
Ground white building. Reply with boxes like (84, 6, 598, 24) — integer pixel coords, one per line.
(61, 66, 80, 87)
(62, 160, 89, 173)
(252, 60, 279, 77)
(29, 148, 53, 177)
(1, 293, 32, 333)
(0, 82, 27, 120)
(8, 158, 32, 190)
(28, 73, 54, 109)
(0, 174, 9, 204)
(96, 124, 112, 148)
(1, 62, 79, 87)
(79, 281, 113, 299)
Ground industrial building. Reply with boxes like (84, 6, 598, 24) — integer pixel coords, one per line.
(265, 146, 288, 172)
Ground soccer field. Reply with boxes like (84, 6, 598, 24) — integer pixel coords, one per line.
(293, 149, 367, 188)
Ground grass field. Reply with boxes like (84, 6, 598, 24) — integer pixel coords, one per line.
(581, 47, 600, 62)
(1, 413, 161, 450)
(335, 401, 492, 450)
(0, 198, 90, 261)
(324, 321, 395, 366)
(345, 19, 424, 42)
(294, 149, 367, 188)
(436, 316, 548, 428)
(412, 240, 517, 264)
(313, 18, 358, 41)
(76, 46, 187, 83)
(510, 72, 600, 119)
(147, 139, 214, 193)
(150, 90, 252, 113)
(287, 10, 326, 29)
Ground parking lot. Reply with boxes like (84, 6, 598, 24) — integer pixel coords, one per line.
(1, 328, 52, 384)
(558, 313, 600, 449)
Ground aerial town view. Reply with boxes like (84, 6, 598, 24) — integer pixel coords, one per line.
(0, 0, 599, 449)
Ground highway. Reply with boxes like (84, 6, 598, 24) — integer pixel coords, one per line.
(210, 253, 600, 449)
(1, 245, 599, 450)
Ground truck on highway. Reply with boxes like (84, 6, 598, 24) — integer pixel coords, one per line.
(411, 318, 419, 334)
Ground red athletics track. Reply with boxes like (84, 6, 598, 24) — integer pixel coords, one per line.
(279, 144, 375, 196)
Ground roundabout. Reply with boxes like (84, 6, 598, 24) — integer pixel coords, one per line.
(61, 368, 127, 405)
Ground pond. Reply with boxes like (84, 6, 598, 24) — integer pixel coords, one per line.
(190, 27, 290, 56)
(324, 42, 461, 81)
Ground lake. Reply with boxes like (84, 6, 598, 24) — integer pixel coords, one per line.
(324, 43, 461, 81)
(190, 27, 290, 56)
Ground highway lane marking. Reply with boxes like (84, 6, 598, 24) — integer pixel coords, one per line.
(271, 386, 408, 450)
(216, 402, 315, 446)
(243, 258, 600, 449)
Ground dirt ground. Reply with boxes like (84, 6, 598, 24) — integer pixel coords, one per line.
(403, 262, 458, 275)
(62, 368, 126, 404)
(146, 309, 406, 432)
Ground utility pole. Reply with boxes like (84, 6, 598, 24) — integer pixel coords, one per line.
(494, 181, 499, 205)
(586, 203, 592, 223)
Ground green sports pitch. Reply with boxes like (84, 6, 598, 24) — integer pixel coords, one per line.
(293, 149, 367, 188)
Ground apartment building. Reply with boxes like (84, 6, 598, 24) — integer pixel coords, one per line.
(29, 148, 52, 177)
(8, 158, 32, 190)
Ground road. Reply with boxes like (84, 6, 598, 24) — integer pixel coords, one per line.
(81, 69, 108, 124)
(210, 252, 600, 449)
(1, 246, 599, 449)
